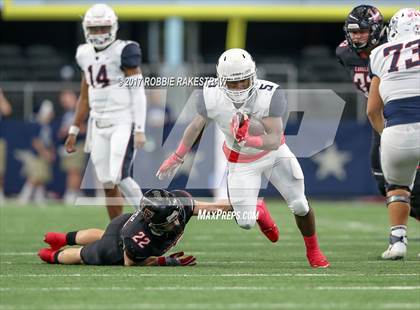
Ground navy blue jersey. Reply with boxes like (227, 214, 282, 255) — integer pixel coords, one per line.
(121, 192, 194, 263)
(336, 39, 372, 97)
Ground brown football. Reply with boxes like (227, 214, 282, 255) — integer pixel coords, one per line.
(248, 116, 266, 136)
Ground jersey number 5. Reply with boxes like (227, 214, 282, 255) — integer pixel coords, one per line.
(132, 231, 151, 248)
(87, 64, 110, 88)
(383, 39, 420, 73)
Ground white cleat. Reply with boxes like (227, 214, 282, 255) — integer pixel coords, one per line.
(381, 241, 407, 260)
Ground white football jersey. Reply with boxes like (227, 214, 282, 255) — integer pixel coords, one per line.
(76, 39, 138, 122)
(370, 37, 420, 104)
(201, 79, 285, 156)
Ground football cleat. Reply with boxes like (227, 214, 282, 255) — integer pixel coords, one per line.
(307, 250, 330, 268)
(44, 232, 67, 250)
(256, 200, 279, 243)
(38, 248, 58, 264)
(381, 241, 407, 260)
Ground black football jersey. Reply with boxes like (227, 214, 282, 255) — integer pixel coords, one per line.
(336, 39, 372, 97)
(120, 199, 194, 263)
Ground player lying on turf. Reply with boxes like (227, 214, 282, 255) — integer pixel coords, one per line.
(157, 48, 329, 268)
(39, 189, 230, 266)
(367, 8, 420, 260)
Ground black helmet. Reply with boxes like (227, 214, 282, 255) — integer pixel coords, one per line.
(344, 5, 386, 52)
(139, 189, 184, 235)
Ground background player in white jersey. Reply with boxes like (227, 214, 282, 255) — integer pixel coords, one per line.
(65, 4, 145, 219)
(157, 48, 329, 268)
(367, 8, 420, 260)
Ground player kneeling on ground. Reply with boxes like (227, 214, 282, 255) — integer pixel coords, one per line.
(38, 189, 224, 266)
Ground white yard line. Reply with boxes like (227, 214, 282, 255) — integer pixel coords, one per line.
(316, 286, 420, 290)
(0, 273, 419, 278)
(3, 286, 417, 293)
(0, 252, 37, 256)
(0, 287, 135, 292)
(0, 303, 419, 310)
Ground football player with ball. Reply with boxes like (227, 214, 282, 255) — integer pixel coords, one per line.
(157, 48, 329, 268)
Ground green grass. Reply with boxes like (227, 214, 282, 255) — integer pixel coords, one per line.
(0, 200, 419, 310)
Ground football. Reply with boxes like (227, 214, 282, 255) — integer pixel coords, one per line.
(248, 116, 266, 136)
(236, 112, 266, 136)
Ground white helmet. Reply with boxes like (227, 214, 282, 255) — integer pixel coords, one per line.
(216, 48, 257, 108)
(83, 4, 118, 49)
(388, 8, 420, 42)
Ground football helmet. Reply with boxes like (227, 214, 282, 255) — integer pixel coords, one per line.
(139, 189, 185, 236)
(388, 8, 420, 42)
(343, 5, 386, 51)
(82, 4, 118, 50)
(216, 48, 257, 108)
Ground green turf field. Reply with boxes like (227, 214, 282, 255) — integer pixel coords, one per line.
(0, 201, 419, 310)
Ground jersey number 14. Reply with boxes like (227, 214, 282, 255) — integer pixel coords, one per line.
(87, 64, 110, 88)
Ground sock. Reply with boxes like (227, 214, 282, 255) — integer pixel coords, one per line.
(53, 250, 62, 264)
(34, 186, 46, 204)
(66, 231, 78, 246)
(118, 177, 143, 209)
(0, 189, 4, 205)
(64, 190, 80, 206)
(303, 234, 320, 252)
(19, 182, 33, 204)
(390, 225, 407, 244)
(391, 225, 407, 237)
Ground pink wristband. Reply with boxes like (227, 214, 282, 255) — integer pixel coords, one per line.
(175, 142, 190, 158)
(244, 136, 264, 148)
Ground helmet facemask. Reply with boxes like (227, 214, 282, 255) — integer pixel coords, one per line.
(149, 210, 183, 236)
(222, 74, 257, 109)
(84, 26, 116, 50)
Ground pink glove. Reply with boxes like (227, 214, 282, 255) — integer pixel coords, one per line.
(156, 153, 184, 180)
(231, 112, 250, 143)
(157, 251, 197, 266)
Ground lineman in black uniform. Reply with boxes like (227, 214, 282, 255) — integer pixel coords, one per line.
(336, 5, 420, 219)
(38, 189, 203, 266)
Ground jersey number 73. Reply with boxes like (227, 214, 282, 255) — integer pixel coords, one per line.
(383, 39, 420, 73)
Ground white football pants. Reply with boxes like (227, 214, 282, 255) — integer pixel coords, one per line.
(227, 143, 309, 229)
(381, 123, 420, 188)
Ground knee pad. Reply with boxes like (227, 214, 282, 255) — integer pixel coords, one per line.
(386, 184, 411, 207)
(289, 198, 309, 217)
(386, 195, 410, 206)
